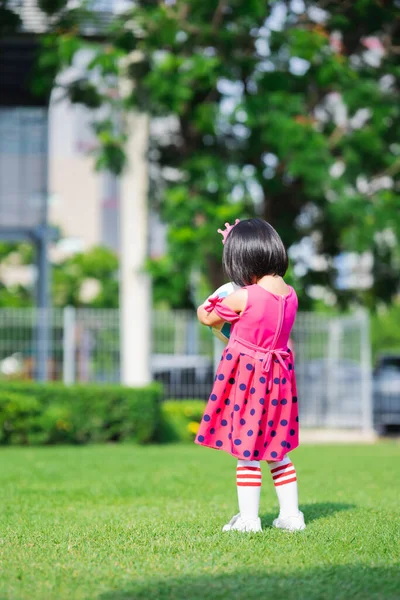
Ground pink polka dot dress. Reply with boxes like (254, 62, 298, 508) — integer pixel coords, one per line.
(195, 284, 299, 462)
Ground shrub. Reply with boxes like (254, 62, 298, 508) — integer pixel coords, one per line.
(155, 399, 206, 443)
(0, 381, 162, 445)
(0, 391, 42, 445)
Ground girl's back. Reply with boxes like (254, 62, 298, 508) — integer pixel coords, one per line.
(233, 284, 298, 350)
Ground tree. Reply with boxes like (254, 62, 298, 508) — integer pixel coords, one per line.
(27, 1, 400, 307)
(0, 242, 34, 307)
(52, 246, 119, 308)
(0, 242, 119, 308)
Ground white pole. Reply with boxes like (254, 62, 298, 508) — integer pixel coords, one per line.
(63, 305, 76, 385)
(359, 310, 373, 434)
(326, 319, 341, 427)
(119, 112, 151, 386)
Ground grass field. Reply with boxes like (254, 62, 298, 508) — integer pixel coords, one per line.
(0, 443, 399, 600)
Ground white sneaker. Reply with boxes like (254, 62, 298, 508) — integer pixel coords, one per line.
(273, 511, 306, 531)
(222, 513, 262, 533)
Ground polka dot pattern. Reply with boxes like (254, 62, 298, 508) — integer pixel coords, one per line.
(194, 312, 300, 462)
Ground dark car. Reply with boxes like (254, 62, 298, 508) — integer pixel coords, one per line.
(373, 354, 400, 434)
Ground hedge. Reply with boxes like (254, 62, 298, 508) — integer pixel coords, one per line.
(155, 400, 206, 443)
(0, 381, 162, 445)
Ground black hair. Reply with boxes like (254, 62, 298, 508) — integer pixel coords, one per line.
(222, 218, 288, 286)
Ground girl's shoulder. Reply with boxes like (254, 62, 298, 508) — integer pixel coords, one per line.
(246, 283, 295, 298)
(245, 283, 298, 309)
(222, 287, 248, 313)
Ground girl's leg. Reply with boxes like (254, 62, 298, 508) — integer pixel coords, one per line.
(267, 455, 299, 517)
(267, 455, 306, 530)
(236, 459, 262, 520)
(222, 460, 262, 532)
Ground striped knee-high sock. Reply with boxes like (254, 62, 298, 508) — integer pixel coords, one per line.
(268, 456, 300, 518)
(236, 460, 262, 521)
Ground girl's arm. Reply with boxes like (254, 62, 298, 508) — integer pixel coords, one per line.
(197, 288, 247, 326)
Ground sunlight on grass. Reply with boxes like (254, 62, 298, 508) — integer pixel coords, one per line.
(0, 443, 399, 599)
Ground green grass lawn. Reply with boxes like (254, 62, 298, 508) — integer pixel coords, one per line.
(0, 443, 399, 600)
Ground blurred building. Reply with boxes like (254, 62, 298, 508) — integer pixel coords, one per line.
(48, 94, 117, 254)
(1, 0, 166, 267)
(48, 92, 166, 259)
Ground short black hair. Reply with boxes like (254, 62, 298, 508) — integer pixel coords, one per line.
(222, 218, 288, 286)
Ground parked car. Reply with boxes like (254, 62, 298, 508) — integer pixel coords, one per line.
(151, 354, 214, 399)
(373, 354, 400, 434)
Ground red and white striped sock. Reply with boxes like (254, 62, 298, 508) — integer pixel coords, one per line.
(236, 460, 262, 521)
(268, 456, 299, 518)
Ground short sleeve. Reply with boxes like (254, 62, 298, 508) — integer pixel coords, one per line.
(204, 296, 241, 323)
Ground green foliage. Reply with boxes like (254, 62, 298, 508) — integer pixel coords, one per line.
(0, 243, 119, 308)
(53, 245, 120, 308)
(31, 1, 400, 309)
(155, 399, 206, 443)
(0, 391, 42, 445)
(93, 119, 127, 175)
(0, 381, 162, 445)
(371, 302, 400, 361)
(37, 0, 68, 15)
(0, 242, 33, 264)
(0, 242, 35, 307)
(0, 0, 21, 35)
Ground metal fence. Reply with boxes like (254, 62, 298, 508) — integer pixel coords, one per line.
(292, 313, 372, 430)
(0, 307, 374, 431)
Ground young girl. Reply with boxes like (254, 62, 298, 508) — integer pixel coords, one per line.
(196, 218, 305, 533)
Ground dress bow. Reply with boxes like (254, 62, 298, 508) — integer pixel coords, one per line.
(261, 348, 290, 374)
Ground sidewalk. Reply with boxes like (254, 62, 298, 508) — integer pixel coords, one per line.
(300, 429, 378, 444)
